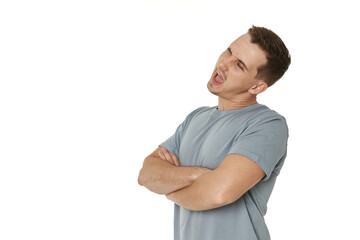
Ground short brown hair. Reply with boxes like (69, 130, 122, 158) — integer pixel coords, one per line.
(248, 26, 291, 87)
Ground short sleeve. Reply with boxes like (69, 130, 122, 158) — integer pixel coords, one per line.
(229, 116, 289, 181)
(159, 107, 205, 159)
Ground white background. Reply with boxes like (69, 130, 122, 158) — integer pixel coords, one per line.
(1, 0, 359, 239)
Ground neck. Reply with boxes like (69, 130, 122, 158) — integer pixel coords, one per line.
(217, 95, 258, 111)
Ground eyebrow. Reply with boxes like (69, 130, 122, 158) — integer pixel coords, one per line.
(228, 47, 249, 71)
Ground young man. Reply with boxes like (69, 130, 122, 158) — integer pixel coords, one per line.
(138, 26, 291, 240)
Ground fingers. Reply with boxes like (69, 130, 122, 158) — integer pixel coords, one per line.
(158, 148, 180, 166)
(171, 153, 180, 167)
(158, 149, 168, 161)
(161, 148, 174, 163)
(158, 148, 172, 164)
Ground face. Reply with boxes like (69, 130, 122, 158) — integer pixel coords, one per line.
(207, 34, 268, 99)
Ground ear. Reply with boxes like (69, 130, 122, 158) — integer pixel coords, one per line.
(248, 81, 268, 95)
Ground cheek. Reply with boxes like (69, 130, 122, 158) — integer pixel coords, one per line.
(227, 74, 252, 90)
(228, 71, 243, 84)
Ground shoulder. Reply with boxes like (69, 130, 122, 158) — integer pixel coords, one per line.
(177, 106, 214, 128)
(185, 106, 214, 119)
(249, 105, 286, 124)
(245, 105, 288, 136)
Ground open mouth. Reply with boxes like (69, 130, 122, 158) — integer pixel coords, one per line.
(211, 70, 224, 86)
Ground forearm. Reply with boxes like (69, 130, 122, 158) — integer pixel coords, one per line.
(165, 154, 265, 211)
(166, 170, 228, 211)
(138, 155, 210, 195)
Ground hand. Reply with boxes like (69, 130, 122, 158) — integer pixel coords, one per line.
(158, 147, 180, 166)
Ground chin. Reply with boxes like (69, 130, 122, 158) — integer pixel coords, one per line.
(207, 81, 220, 96)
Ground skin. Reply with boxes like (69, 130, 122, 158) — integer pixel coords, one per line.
(165, 151, 265, 211)
(207, 33, 268, 111)
(138, 147, 212, 195)
(138, 33, 268, 211)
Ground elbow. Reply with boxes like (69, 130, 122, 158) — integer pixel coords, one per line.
(212, 189, 240, 208)
(138, 156, 151, 186)
(138, 168, 145, 186)
(187, 192, 233, 212)
(212, 193, 230, 208)
(138, 174, 143, 186)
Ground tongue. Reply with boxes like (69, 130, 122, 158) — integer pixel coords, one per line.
(215, 74, 224, 84)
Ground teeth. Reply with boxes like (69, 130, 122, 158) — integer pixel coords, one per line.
(217, 71, 223, 81)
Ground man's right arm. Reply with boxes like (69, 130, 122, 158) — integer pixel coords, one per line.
(138, 147, 212, 195)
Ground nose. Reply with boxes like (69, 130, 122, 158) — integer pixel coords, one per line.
(218, 61, 226, 72)
(218, 55, 231, 72)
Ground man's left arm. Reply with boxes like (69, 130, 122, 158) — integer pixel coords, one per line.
(165, 153, 265, 211)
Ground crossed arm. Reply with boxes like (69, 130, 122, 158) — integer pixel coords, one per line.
(137, 147, 212, 195)
(138, 147, 265, 211)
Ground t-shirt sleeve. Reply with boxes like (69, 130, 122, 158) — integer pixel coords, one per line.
(228, 116, 289, 181)
(159, 107, 204, 160)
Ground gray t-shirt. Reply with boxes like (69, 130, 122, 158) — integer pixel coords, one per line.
(160, 104, 288, 240)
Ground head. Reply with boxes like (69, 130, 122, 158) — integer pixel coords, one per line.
(248, 26, 291, 87)
(207, 26, 290, 102)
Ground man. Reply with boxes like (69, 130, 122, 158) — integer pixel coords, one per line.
(138, 26, 291, 240)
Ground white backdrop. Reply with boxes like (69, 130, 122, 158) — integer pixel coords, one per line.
(1, 0, 359, 239)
